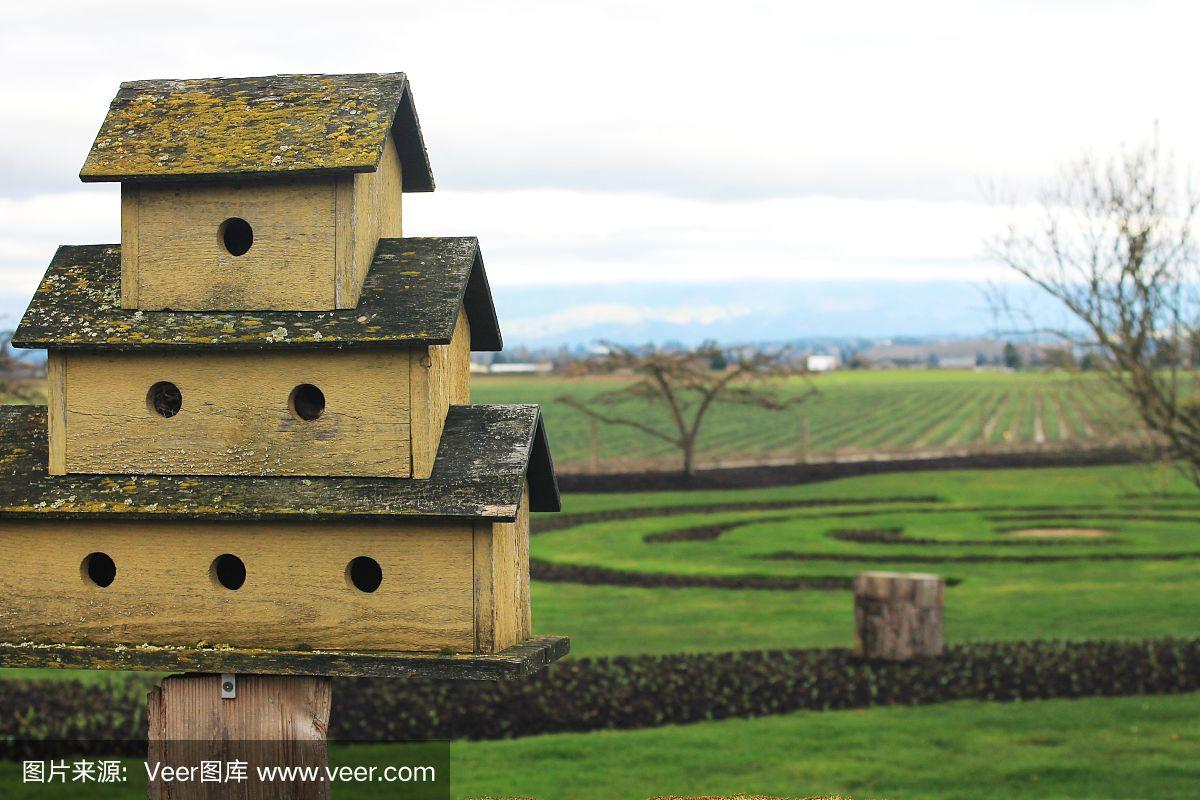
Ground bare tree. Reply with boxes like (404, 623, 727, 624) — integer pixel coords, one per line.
(0, 332, 41, 403)
(990, 134, 1200, 482)
(559, 341, 815, 477)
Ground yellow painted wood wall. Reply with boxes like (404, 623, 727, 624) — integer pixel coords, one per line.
(120, 135, 402, 311)
(0, 519, 475, 652)
(474, 484, 532, 653)
(48, 349, 414, 477)
(46, 305, 471, 478)
(0, 491, 532, 654)
(410, 308, 472, 478)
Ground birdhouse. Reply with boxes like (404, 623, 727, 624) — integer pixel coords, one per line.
(0, 73, 567, 680)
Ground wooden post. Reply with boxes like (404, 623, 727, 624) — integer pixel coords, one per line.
(853, 571, 944, 661)
(147, 674, 332, 799)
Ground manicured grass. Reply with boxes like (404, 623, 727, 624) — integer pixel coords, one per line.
(3, 694, 1194, 799)
(530, 463, 1200, 658)
(447, 693, 1199, 799)
(473, 370, 1138, 472)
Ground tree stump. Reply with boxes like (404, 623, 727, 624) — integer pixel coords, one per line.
(853, 571, 944, 661)
(147, 674, 332, 800)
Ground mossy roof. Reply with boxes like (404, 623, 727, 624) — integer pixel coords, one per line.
(0, 404, 559, 520)
(79, 73, 433, 190)
(0, 636, 570, 680)
(13, 237, 502, 352)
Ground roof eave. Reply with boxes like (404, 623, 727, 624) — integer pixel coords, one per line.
(463, 246, 503, 352)
(527, 411, 562, 513)
(391, 79, 435, 192)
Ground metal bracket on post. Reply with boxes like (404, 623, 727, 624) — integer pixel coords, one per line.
(220, 674, 237, 700)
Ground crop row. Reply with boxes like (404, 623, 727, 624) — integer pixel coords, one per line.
(489, 374, 1140, 472)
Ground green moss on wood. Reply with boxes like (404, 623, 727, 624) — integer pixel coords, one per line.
(79, 73, 433, 190)
(0, 404, 559, 520)
(14, 238, 501, 352)
(0, 636, 570, 679)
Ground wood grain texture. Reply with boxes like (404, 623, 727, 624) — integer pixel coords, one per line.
(0, 519, 474, 651)
(80, 73, 434, 191)
(148, 674, 332, 800)
(336, 135, 403, 308)
(118, 186, 139, 308)
(16, 239, 501, 351)
(60, 350, 413, 477)
(474, 485, 531, 653)
(472, 521, 495, 654)
(0, 404, 560, 519)
(0, 635, 570, 679)
(853, 571, 944, 661)
(45, 353, 66, 476)
(410, 308, 471, 478)
(494, 485, 532, 650)
(132, 178, 338, 311)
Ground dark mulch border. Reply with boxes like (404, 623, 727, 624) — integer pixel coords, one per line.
(828, 527, 1120, 547)
(535, 496, 942, 535)
(760, 550, 1200, 564)
(557, 447, 1149, 494)
(530, 558, 852, 591)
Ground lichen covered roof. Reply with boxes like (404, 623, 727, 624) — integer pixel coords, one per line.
(0, 404, 559, 520)
(13, 237, 502, 352)
(79, 73, 433, 190)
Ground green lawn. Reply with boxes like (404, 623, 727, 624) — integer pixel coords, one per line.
(2, 695, 1193, 799)
(531, 462, 1200, 658)
(447, 694, 1199, 800)
(473, 370, 1139, 473)
(5, 461, 1198, 799)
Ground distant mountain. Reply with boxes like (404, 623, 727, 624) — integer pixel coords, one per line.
(490, 280, 1066, 347)
(0, 280, 1069, 350)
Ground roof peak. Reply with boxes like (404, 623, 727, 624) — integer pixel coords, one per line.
(117, 71, 407, 89)
(81, 72, 434, 190)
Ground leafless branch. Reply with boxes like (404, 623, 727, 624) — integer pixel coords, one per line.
(558, 341, 816, 476)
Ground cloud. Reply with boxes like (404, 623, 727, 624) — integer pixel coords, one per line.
(503, 302, 755, 340)
(2, 1, 1199, 203)
(0, 185, 1014, 325)
(2, 0, 1195, 339)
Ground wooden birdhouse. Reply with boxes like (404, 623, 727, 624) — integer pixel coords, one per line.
(0, 73, 567, 681)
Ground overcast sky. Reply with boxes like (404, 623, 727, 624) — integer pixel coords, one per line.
(2, 0, 1197, 332)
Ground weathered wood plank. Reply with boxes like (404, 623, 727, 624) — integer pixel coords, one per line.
(337, 134, 403, 308)
(60, 349, 413, 477)
(411, 308, 472, 478)
(45, 353, 66, 476)
(148, 674, 332, 800)
(118, 185, 139, 308)
(80, 73, 433, 191)
(853, 571, 945, 661)
(473, 485, 531, 653)
(491, 484, 531, 651)
(0, 519, 474, 652)
(14, 239, 501, 351)
(0, 636, 570, 679)
(1, 404, 560, 520)
(473, 521, 495, 653)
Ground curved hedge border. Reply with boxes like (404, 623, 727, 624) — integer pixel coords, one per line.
(530, 558, 853, 591)
(557, 446, 1147, 493)
(533, 496, 942, 535)
(760, 550, 1200, 564)
(339, 637, 1200, 740)
(1, 638, 1197, 749)
(828, 527, 1119, 547)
